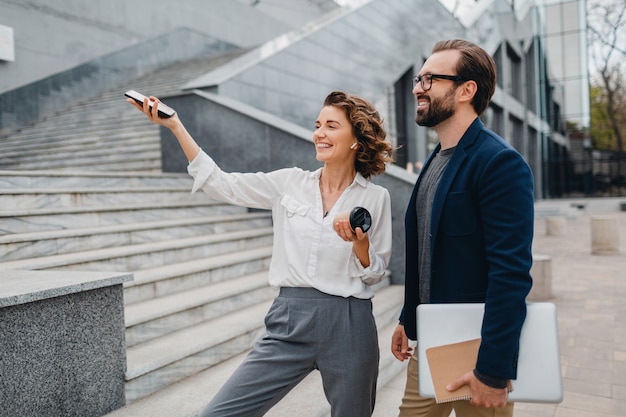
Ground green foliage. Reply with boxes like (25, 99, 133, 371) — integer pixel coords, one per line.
(587, 0, 626, 153)
(590, 85, 617, 150)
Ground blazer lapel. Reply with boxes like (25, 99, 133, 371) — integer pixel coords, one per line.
(429, 118, 483, 254)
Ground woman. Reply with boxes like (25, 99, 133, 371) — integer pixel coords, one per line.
(128, 90, 394, 417)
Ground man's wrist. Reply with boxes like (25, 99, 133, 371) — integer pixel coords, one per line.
(473, 369, 509, 389)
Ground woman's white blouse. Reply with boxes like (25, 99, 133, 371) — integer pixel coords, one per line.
(187, 150, 392, 299)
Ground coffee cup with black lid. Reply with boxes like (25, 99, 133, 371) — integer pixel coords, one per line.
(333, 206, 372, 233)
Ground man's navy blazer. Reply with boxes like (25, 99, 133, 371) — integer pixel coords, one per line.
(401, 118, 534, 380)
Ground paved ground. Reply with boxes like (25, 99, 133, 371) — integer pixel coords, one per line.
(375, 200, 626, 417)
(515, 206, 626, 417)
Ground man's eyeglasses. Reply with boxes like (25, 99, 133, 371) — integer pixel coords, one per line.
(412, 74, 466, 91)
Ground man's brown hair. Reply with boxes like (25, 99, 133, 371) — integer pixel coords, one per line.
(432, 39, 497, 115)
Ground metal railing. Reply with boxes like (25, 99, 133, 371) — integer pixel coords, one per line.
(544, 152, 626, 198)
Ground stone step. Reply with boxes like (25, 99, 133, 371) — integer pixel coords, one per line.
(52, 159, 161, 172)
(125, 270, 273, 347)
(0, 199, 245, 235)
(0, 139, 161, 171)
(0, 185, 193, 210)
(0, 130, 157, 157)
(105, 285, 405, 415)
(0, 155, 161, 173)
(0, 104, 157, 171)
(0, 145, 160, 168)
(0, 227, 273, 271)
(124, 245, 273, 305)
(0, 170, 193, 188)
(2, 125, 149, 151)
(3, 116, 149, 140)
(125, 298, 274, 402)
(2, 155, 161, 172)
(0, 211, 272, 261)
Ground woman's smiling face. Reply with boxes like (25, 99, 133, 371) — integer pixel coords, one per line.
(313, 105, 357, 163)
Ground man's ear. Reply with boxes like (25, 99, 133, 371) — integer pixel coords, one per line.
(458, 80, 478, 105)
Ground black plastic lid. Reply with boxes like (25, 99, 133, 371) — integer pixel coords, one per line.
(349, 206, 372, 233)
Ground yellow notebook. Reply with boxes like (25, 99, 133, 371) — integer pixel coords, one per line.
(425, 338, 481, 403)
(425, 338, 513, 404)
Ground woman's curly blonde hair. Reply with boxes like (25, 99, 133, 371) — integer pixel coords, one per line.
(323, 91, 395, 179)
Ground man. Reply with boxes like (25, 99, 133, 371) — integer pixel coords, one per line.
(391, 39, 534, 417)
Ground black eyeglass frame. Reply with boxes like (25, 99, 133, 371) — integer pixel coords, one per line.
(412, 73, 467, 91)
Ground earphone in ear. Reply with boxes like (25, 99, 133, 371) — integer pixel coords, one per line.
(350, 142, 358, 150)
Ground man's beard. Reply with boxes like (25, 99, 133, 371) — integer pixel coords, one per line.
(415, 86, 456, 127)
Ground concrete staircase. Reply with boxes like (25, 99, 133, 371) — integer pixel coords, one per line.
(0, 168, 408, 417)
(0, 50, 407, 417)
(0, 48, 249, 172)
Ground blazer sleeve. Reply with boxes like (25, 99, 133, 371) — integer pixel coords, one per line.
(474, 147, 534, 380)
(400, 177, 421, 339)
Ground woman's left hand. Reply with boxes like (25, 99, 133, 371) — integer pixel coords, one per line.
(334, 220, 366, 242)
(334, 220, 370, 267)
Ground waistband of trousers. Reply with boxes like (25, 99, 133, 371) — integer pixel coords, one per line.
(278, 287, 370, 301)
(278, 287, 336, 299)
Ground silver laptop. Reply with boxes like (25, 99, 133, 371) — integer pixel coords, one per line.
(416, 302, 563, 403)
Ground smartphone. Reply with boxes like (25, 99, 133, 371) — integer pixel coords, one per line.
(124, 89, 176, 118)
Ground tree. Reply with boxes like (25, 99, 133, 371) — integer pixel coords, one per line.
(589, 85, 624, 150)
(587, 0, 626, 153)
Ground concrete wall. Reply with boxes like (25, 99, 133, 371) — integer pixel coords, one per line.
(184, 0, 465, 130)
(0, 270, 132, 417)
(0, 0, 336, 94)
(233, 0, 339, 27)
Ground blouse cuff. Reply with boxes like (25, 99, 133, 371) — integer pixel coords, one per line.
(349, 244, 386, 283)
(187, 150, 216, 193)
